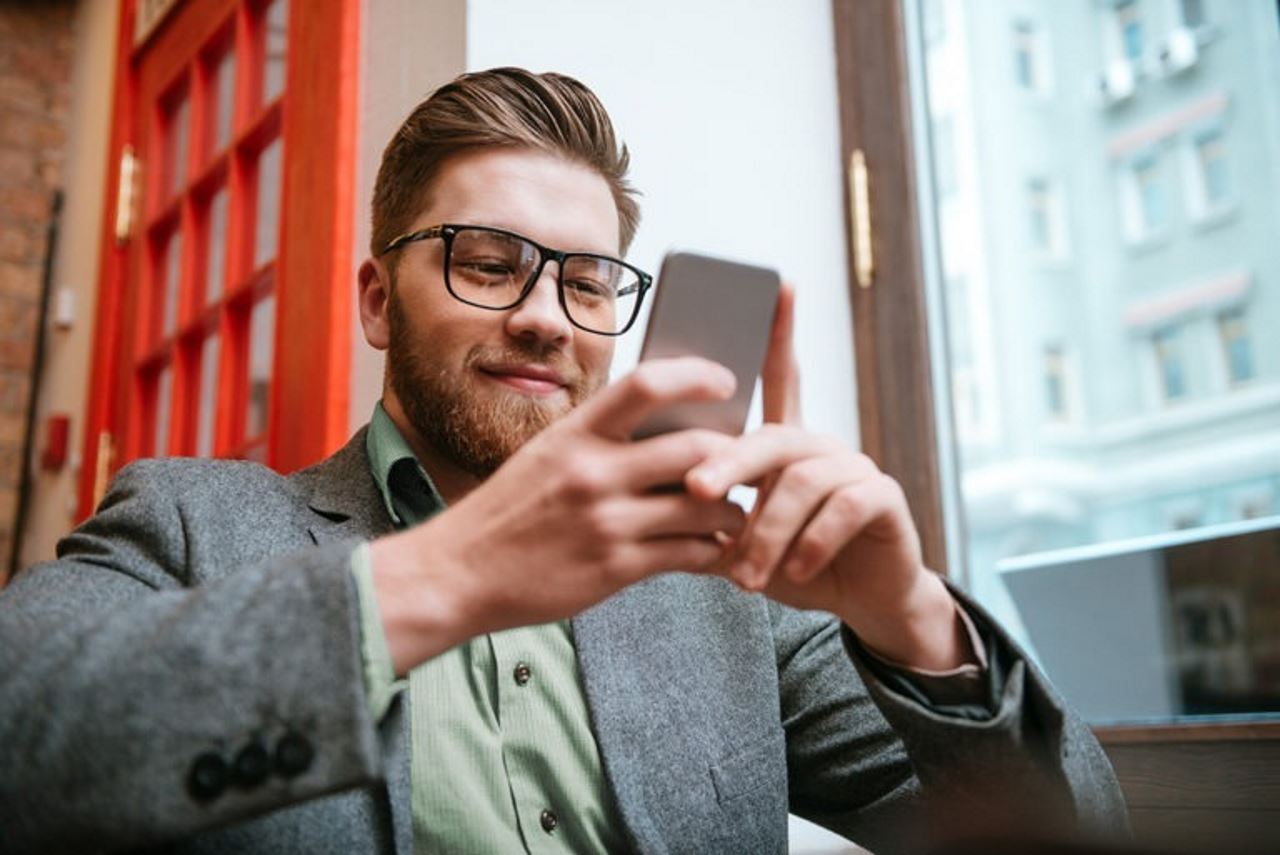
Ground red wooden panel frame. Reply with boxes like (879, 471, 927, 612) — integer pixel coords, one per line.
(78, 0, 358, 518)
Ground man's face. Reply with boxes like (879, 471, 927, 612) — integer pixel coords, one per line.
(381, 148, 620, 478)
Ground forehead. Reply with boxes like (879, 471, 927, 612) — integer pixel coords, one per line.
(416, 148, 621, 256)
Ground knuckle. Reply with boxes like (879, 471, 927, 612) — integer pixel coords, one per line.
(830, 484, 864, 516)
(560, 460, 608, 502)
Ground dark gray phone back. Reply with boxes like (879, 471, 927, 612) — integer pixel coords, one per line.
(633, 251, 780, 438)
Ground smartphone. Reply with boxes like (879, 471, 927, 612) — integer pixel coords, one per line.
(632, 251, 781, 439)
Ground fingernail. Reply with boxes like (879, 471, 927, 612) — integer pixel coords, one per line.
(731, 559, 755, 587)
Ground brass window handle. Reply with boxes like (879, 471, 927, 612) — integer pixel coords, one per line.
(849, 149, 874, 288)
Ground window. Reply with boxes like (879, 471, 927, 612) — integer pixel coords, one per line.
(1123, 152, 1170, 240)
(1026, 177, 1066, 257)
(1179, 0, 1207, 29)
(1194, 129, 1231, 211)
(1217, 307, 1255, 385)
(1116, 0, 1145, 62)
(1013, 20, 1042, 92)
(1153, 326, 1188, 400)
(1044, 345, 1068, 420)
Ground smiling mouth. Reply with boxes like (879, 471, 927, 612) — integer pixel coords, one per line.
(477, 365, 568, 396)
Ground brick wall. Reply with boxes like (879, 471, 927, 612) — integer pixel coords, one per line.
(0, 1, 75, 575)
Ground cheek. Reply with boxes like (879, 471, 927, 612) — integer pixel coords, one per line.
(578, 336, 614, 382)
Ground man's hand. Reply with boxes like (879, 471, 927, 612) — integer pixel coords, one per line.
(370, 357, 747, 674)
(686, 284, 974, 672)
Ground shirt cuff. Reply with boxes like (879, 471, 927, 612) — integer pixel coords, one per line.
(851, 599, 995, 713)
(349, 542, 409, 723)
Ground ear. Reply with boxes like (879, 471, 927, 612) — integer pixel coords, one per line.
(358, 256, 392, 351)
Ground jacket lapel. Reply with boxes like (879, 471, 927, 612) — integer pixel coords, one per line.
(288, 427, 397, 546)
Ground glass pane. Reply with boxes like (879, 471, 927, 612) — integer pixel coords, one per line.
(162, 230, 183, 336)
(245, 295, 275, 439)
(154, 363, 173, 456)
(166, 92, 190, 199)
(213, 49, 236, 152)
(205, 187, 228, 304)
(910, 0, 1280, 724)
(262, 0, 288, 105)
(196, 334, 220, 457)
(254, 137, 282, 268)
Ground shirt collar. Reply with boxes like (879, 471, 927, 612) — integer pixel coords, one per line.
(365, 401, 446, 528)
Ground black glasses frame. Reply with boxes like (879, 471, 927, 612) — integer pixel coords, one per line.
(381, 223, 654, 336)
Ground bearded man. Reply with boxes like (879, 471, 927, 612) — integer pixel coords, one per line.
(0, 68, 1127, 855)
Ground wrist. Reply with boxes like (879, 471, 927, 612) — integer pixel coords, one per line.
(368, 523, 478, 675)
(841, 570, 972, 672)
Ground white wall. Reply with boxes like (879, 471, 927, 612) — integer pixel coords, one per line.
(466, 0, 860, 447)
(469, 4, 863, 851)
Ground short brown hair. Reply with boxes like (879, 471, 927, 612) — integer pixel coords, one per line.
(371, 67, 641, 259)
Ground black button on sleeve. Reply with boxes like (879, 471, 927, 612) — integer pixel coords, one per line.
(233, 739, 271, 788)
(274, 731, 314, 778)
(188, 752, 229, 802)
(513, 662, 532, 686)
(540, 808, 558, 833)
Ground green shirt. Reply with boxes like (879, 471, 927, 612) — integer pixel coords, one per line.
(350, 403, 627, 854)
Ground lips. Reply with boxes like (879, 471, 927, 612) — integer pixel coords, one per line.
(477, 362, 569, 395)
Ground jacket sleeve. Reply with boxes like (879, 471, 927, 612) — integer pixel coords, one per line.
(0, 461, 386, 854)
(770, 587, 1129, 853)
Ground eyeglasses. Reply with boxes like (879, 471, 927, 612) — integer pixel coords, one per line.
(381, 223, 653, 336)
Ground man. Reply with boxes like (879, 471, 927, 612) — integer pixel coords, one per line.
(0, 68, 1126, 854)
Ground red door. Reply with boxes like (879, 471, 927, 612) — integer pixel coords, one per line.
(80, 0, 358, 517)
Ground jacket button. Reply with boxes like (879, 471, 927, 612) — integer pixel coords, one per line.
(540, 808, 558, 833)
(513, 662, 532, 686)
(233, 739, 271, 788)
(188, 752, 229, 802)
(275, 731, 314, 778)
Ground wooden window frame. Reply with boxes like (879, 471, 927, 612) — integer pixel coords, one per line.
(78, 0, 359, 518)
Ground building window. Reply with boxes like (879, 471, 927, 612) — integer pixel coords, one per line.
(1153, 326, 1188, 401)
(1122, 152, 1170, 240)
(1116, 0, 1145, 62)
(1044, 345, 1068, 420)
(1218, 307, 1255, 385)
(1027, 177, 1067, 257)
(1195, 129, 1231, 210)
(1013, 20, 1040, 91)
(1179, 0, 1206, 29)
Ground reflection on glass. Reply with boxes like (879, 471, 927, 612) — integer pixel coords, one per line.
(168, 94, 190, 198)
(262, 0, 288, 105)
(254, 138, 282, 268)
(214, 50, 236, 152)
(205, 188, 228, 304)
(245, 295, 275, 439)
(154, 363, 173, 456)
(912, 0, 1280, 722)
(196, 334, 220, 457)
(162, 231, 183, 335)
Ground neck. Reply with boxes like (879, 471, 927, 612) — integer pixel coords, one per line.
(380, 392, 482, 505)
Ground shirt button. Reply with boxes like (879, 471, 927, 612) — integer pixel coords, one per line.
(513, 662, 532, 686)
(540, 808, 558, 833)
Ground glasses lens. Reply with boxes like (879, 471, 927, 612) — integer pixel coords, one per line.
(561, 255, 642, 334)
(447, 228, 540, 308)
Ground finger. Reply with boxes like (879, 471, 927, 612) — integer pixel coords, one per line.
(728, 457, 865, 588)
(762, 281, 801, 425)
(615, 429, 737, 491)
(685, 425, 856, 500)
(779, 478, 891, 585)
(617, 535, 732, 581)
(625, 493, 748, 540)
(575, 357, 736, 441)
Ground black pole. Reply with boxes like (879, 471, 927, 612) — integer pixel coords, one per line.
(7, 189, 63, 583)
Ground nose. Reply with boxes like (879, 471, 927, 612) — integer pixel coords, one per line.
(504, 262, 573, 346)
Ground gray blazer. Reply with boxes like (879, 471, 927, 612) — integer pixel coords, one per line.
(0, 429, 1126, 854)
